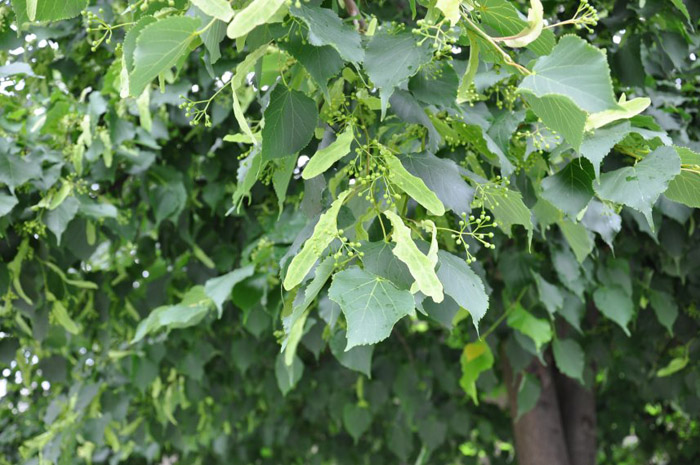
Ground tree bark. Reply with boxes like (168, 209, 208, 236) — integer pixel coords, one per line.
(556, 372, 597, 465)
(502, 353, 571, 465)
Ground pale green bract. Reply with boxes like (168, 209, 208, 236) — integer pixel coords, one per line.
(191, 0, 234, 22)
(585, 95, 651, 131)
(283, 191, 349, 290)
(226, 0, 287, 39)
(383, 211, 444, 303)
(385, 153, 445, 216)
(302, 125, 355, 179)
(496, 0, 544, 48)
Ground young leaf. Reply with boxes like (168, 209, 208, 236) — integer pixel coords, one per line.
(191, 0, 234, 22)
(385, 154, 445, 216)
(552, 338, 585, 383)
(302, 125, 354, 179)
(594, 146, 681, 230)
(593, 285, 633, 336)
(283, 191, 348, 290)
(129, 16, 201, 96)
(226, 0, 286, 39)
(328, 266, 415, 350)
(383, 211, 444, 303)
(460, 341, 494, 404)
(262, 85, 318, 160)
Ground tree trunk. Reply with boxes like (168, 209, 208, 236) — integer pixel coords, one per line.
(502, 354, 571, 465)
(502, 349, 597, 465)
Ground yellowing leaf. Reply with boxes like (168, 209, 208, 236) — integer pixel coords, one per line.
(496, 0, 544, 48)
(226, 0, 286, 39)
(302, 125, 354, 179)
(585, 95, 651, 131)
(460, 340, 494, 404)
(283, 191, 349, 290)
(385, 153, 445, 216)
(383, 210, 444, 303)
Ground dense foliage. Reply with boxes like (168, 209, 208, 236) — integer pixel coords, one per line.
(0, 0, 698, 464)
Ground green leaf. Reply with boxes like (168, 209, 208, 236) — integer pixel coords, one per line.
(204, 265, 256, 317)
(507, 305, 552, 351)
(533, 272, 563, 316)
(578, 121, 631, 177)
(279, 36, 344, 100)
(290, 3, 364, 63)
(0, 151, 42, 193)
(272, 155, 297, 215)
(400, 152, 474, 215)
(594, 146, 681, 230)
(361, 241, 414, 290)
(330, 330, 373, 377)
(132, 286, 213, 343)
(383, 211, 443, 303)
(656, 356, 688, 378)
(191, 0, 234, 22)
(261, 85, 318, 160)
(389, 90, 441, 152)
(593, 286, 633, 336)
(0, 193, 18, 217)
(519, 35, 618, 149)
(482, 187, 533, 237)
(343, 404, 372, 443)
(558, 220, 594, 263)
(541, 159, 595, 218)
(45, 197, 79, 245)
(665, 147, 700, 208)
(275, 353, 303, 396)
(459, 341, 494, 404)
(129, 16, 201, 96)
(479, 0, 555, 56)
(457, 32, 480, 103)
(302, 125, 354, 179)
(52, 301, 81, 335)
(552, 338, 584, 383)
(669, 0, 691, 23)
(197, 10, 227, 64)
(385, 154, 445, 216)
(649, 290, 678, 336)
(516, 373, 541, 420)
(226, 0, 286, 39)
(409, 61, 459, 108)
(231, 45, 269, 143)
(328, 267, 415, 350)
(581, 200, 621, 249)
(436, 0, 461, 25)
(12, 0, 87, 26)
(364, 30, 433, 116)
(283, 191, 348, 290)
(436, 250, 489, 331)
(123, 16, 157, 74)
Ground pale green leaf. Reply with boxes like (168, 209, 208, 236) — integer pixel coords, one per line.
(231, 45, 269, 143)
(383, 211, 444, 303)
(52, 301, 81, 335)
(192, 0, 234, 22)
(656, 356, 688, 378)
(12, 0, 87, 26)
(0, 193, 19, 217)
(593, 285, 633, 336)
(552, 338, 584, 383)
(496, 0, 544, 48)
(457, 32, 480, 103)
(328, 267, 414, 350)
(302, 125, 354, 179)
(129, 16, 201, 96)
(385, 153, 445, 216)
(585, 96, 650, 131)
(283, 191, 348, 290)
(594, 146, 681, 230)
(670, 0, 691, 23)
(436, 0, 461, 25)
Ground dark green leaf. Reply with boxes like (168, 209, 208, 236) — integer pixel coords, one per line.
(262, 85, 318, 160)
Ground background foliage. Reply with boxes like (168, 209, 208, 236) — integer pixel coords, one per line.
(0, 0, 698, 464)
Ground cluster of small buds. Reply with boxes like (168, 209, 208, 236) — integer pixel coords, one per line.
(412, 19, 457, 55)
(333, 230, 365, 267)
(450, 210, 498, 264)
(517, 125, 561, 155)
(83, 9, 113, 52)
(573, 0, 600, 32)
(16, 220, 47, 238)
(178, 97, 212, 127)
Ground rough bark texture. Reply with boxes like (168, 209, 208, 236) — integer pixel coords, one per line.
(557, 372, 597, 465)
(503, 354, 572, 465)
